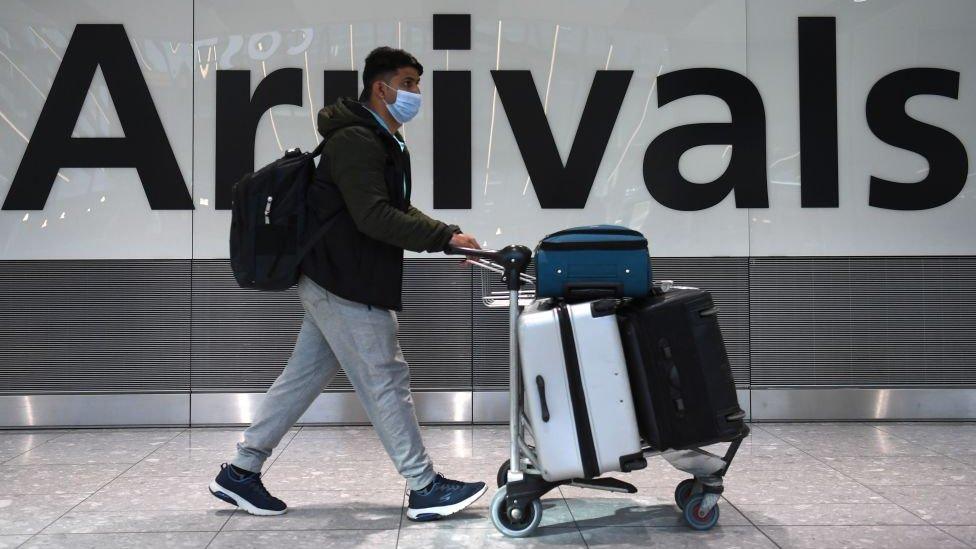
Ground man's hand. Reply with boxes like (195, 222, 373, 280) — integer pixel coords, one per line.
(448, 233, 482, 260)
(449, 233, 481, 250)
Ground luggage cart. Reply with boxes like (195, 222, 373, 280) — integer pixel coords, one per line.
(445, 244, 749, 537)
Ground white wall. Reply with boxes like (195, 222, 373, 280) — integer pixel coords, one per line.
(1, 0, 973, 260)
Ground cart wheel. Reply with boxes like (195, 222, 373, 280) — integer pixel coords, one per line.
(674, 478, 696, 510)
(497, 459, 511, 488)
(490, 485, 542, 538)
(683, 493, 720, 531)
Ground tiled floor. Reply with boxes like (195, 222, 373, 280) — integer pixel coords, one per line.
(1, 423, 975, 548)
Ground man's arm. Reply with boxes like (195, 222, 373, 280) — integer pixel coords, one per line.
(327, 127, 456, 253)
(407, 205, 461, 240)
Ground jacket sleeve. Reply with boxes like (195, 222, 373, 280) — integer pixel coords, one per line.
(407, 205, 462, 249)
(326, 127, 457, 253)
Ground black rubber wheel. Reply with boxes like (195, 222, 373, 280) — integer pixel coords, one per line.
(497, 459, 511, 488)
(683, 493, 720, 530)
(674, 478, 697, 510)
(490, 486, 543, 538)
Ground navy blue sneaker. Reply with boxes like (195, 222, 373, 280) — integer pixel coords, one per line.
(406, 473, 488, 521)
(209, 463, 287, 516)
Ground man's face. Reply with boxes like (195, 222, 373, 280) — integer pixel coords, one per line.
(379, 67, 421, 104)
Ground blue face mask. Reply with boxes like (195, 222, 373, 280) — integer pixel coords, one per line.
(382, 81, 422, 124)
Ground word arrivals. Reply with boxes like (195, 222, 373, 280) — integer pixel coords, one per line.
(2, 18, 968, 213)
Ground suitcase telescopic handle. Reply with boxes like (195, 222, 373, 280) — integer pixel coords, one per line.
(535, 375, 550, 422)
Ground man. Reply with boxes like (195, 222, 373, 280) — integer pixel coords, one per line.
(209, 46, 486, 521)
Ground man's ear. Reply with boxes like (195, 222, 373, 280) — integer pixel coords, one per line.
(373, 80, 385, 103)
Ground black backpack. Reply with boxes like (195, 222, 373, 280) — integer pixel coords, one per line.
(229, 140, 341, 291)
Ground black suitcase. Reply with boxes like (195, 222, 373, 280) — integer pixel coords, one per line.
(616, 288, 746, 451)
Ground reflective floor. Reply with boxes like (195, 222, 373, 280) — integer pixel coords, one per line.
(1, 423, 975, 548)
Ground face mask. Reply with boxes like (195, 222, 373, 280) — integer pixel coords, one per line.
(381, 81, 422, 124)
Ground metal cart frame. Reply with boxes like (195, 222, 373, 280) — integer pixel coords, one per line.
(445, 244, 749, 537)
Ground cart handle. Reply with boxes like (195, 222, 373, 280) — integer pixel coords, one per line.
(464, 258, 536, 284)
(444, 244, 502, 262)
(445, 244, 533, 291)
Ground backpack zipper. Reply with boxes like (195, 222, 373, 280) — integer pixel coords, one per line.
(264, 195, 273, 224)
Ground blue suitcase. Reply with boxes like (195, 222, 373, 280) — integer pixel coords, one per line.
(535, 225, 651, 299)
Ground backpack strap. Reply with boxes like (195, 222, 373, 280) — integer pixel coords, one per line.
(294, 116, 391, 263)
(310, 136, 328, 157)
(294, 207, 342, 262)
(291, 133, 344, 264)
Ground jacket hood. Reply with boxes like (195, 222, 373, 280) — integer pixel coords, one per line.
(317, 98, 381, 140)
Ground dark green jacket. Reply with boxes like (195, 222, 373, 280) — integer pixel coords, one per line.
(301, 98, 460, 311)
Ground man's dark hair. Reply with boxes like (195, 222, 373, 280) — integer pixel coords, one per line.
(358, 46, 424, 102)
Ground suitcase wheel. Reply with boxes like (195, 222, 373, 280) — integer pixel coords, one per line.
(490, 486, 543, 538)
(683, 493, 720, 530)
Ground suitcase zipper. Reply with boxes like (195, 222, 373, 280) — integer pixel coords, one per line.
(544, 227, 645, 238)
(538, 240, 647, 251)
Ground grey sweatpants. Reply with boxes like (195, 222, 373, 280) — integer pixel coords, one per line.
(232, 275, 436, 491)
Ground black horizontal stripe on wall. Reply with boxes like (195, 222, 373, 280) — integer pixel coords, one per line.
(749, 256, 976, 387)
(1, 256, 974, 396)
(0, 259, 191, 394)
(190, 258, 472, 392)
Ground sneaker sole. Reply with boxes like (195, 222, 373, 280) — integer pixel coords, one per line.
(406, 484, 488, 521)
(208, 480, 287, 516)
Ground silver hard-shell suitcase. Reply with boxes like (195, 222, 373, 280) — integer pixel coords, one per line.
(517, 298, 645, 482)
